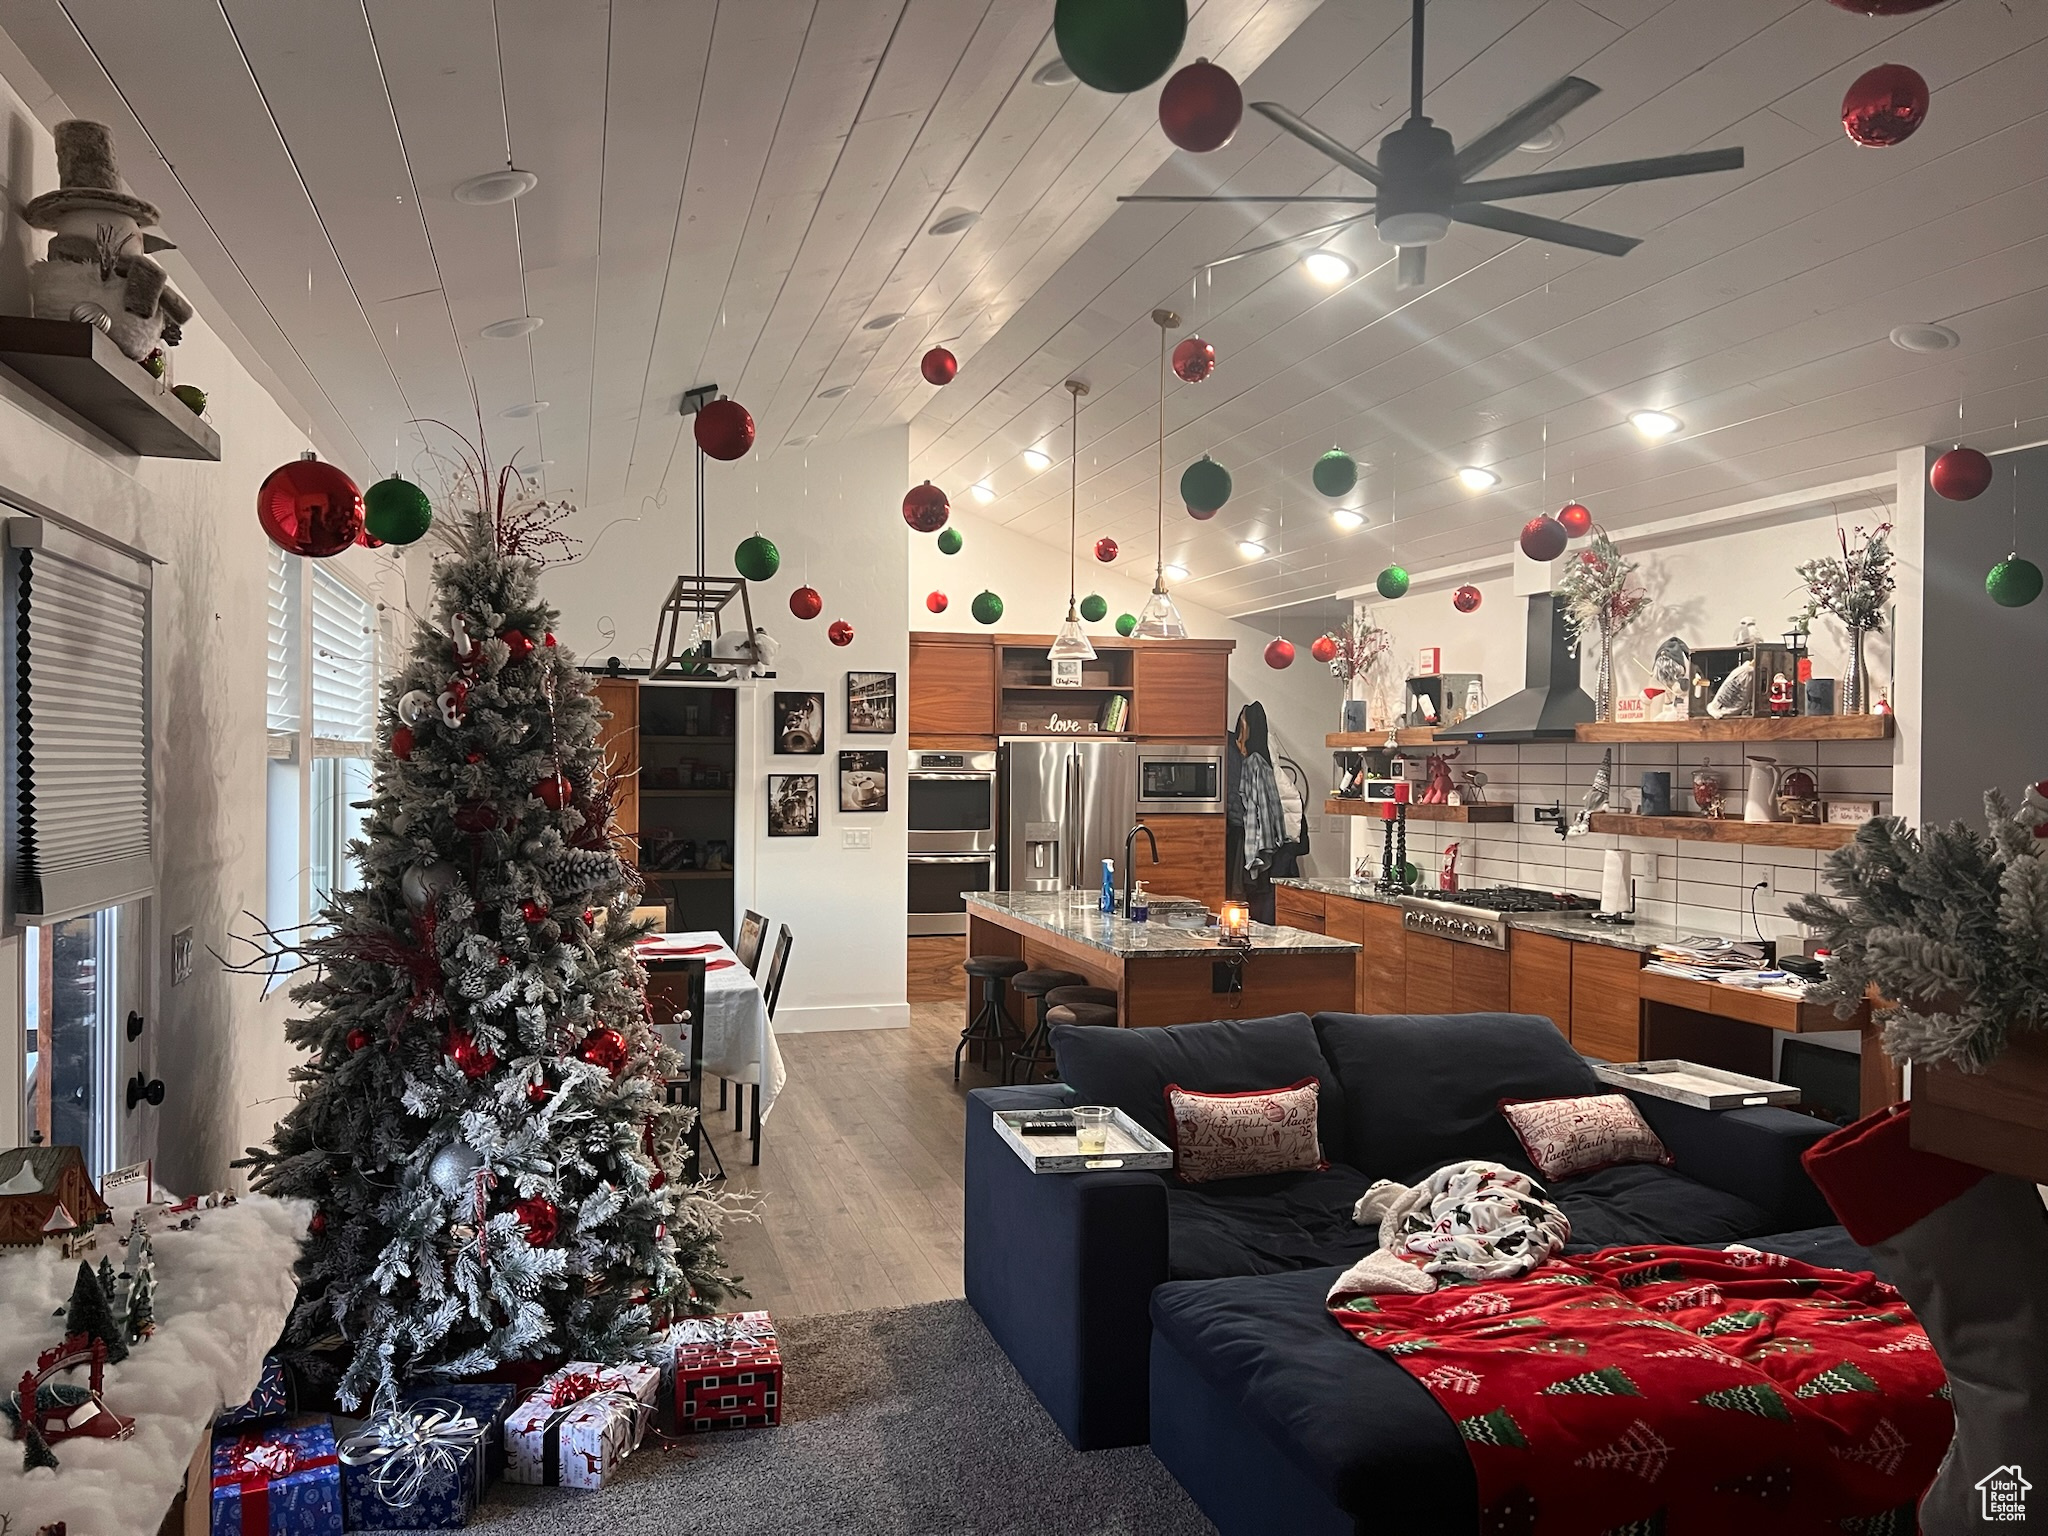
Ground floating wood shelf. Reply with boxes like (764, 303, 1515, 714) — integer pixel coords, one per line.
(640, 869, 735, 880)
(1325, 797, 1516, 823)
(0, 317, 222, 459)
(1574, 716, 1894, 743)
(1587, 812, 1856, 850)
(1326, 728, 1441, 749)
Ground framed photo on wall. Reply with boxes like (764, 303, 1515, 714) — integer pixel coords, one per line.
(767, 774, 819, 837)
(846, 671, 897, 734)
(773, 691, 825, 754)
(838, 750, 888, 813)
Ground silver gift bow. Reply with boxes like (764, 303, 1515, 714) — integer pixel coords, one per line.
(338, 1399, 486, 1509)
(665, 1315, 774, 1353)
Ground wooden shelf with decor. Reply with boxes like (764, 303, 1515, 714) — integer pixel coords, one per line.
(908, 632, 1233, 743)
(0, 317, 223, 459)
(1587, 812, 1857, 850)
(1325, 797, 1515, 823)
(1575, 715, 1894, 743)
(1326, 728, 1440, 749)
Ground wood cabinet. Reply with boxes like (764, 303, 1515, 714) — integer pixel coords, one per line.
(1136, 814, 1227, 910)
(1405, 931, 1455, 1014)
(908, 632, 997, 741)
(1321, 897, 1405, 1014)
(1132, 644, 1231, 738)
(592, 677, 639, 863)
(1510, 930, 1573, 1038)
(907, 632, 1232, 744)
(1453, 943, 1513, 1013)
(1274, 884, 1327, 934)
(1570, 943, 1645, 1062)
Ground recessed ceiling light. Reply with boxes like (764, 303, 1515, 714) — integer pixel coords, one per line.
(455, 167, 538, 205)
(1628, 409, 1682, 440)
(786, 435, 815, 448)
(818, 385, 851, 399)
(928, 209, 979, 236)
(1456, 466, 1499, 491)
(1162, 563, 1188, 583)
(1890, 323, 1959, 354)
(1031, 58, 1076, 87)
(500, 400, 549, 418)
(1237, 540, 1266, 559)
(1516, 125, 1563, 154)
(1331, 508, 1365, 531)
(1022, 448, 1051, 472)
(970, 481, 995, 504)
(480, 315, 542, 339)
(863, 313, 903, 331)
(1302, 249, 1355, 285)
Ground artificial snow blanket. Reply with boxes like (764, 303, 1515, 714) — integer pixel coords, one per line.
(1329, 1159, 1571, 1296)
(1330, 1244, 1951, 1533)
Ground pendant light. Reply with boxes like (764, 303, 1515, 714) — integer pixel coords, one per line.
(1135, 307, 1188, 640)
(1047, 377, 1097, 662)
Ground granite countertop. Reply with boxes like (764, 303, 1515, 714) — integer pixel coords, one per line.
(1273, 875, 1403, 908)
(968, 890, 1361, 958)
(1272, 877, 1749, 954)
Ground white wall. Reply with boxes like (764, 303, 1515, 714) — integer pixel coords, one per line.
(544, 428, 911, 1032)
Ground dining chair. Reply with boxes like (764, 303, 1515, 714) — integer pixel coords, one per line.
(737, 923, 794, 1167)
(720, 911, 771, 1112)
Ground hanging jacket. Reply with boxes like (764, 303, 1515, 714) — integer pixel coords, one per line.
(1236, 702, 1286, 880)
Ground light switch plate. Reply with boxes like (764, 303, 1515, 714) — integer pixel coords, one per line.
(841, 827, 872, 849)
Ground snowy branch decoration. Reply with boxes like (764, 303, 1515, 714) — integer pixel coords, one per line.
(1318, 615, 1394, 687)
(1793, 522, 1894, 634)
(1789, 782, 2048, 1070)
(1555, 529, 1648, 656)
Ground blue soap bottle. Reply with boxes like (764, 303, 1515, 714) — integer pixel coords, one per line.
(1100, 858, 1115, 914)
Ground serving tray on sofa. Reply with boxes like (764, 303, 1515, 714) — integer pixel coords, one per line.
(1594, 1058, 1799, 1111)
(992, 1108, 1174, 1173)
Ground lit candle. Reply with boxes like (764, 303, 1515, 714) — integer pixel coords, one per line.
(1220, 901, 1250, 940)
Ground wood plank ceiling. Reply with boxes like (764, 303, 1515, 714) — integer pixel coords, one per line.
(1, 1, 2042, 618)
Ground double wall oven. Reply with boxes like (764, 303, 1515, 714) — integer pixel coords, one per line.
(907, 750, 997, 936)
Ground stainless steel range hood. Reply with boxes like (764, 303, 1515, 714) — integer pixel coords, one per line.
(1433, 592, 1593, 743)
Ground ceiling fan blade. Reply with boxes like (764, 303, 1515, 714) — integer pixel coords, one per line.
(1198, 214, 1377, 272)
(1450, 202, 1640, 257)
(1249, 102, 1385, 189)
(1450, 76, 1602, 179)
(1397, 246, 1428, 289)
(1457, 147, 1745, 204)
(1119, 193, 1377, 205)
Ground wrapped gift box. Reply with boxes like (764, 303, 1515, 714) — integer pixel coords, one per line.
(211, 1416, 344, 1536)
(504, 1362, 658, 1489)
(657, 1312, 782, 1433)
(338, 1397, 494, 1531)
(217, 1355, 293, 1429)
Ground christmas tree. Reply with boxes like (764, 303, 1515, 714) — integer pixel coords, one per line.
(63, 1260, 127, 1363)
(125, 1261, 155, 1343)
(23, 1421, 59, 1472)
(243, 465, 738, 1409)
(96, 1256, 118, 1310)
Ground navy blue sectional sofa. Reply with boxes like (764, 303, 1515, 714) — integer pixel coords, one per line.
(964, 1011, 1866, 1531)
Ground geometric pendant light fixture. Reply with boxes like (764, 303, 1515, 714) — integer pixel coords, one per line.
(1047, 377, 1098, 661)
(1134, 307, 1188, 640)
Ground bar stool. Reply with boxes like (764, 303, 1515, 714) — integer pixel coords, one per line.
(957, 956, 1027, 1081)
(1003, 968, 1088, 1085)
(1046, 1001, 1119, 1029)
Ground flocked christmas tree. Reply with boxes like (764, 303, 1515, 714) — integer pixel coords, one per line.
(63, 1259, 127, 1364)
(243, 458, 739, 1408)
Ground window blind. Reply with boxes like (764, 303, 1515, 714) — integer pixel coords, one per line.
(266, 546, 299, 757)
(310, 566, 374, 757)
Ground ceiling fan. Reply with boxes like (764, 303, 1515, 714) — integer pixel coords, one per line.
(1123, 0, 1745, 289)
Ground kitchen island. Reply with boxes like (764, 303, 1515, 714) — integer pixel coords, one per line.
(965, 891, 1360, 1030)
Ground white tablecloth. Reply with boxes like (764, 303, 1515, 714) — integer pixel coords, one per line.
(638, 931, 787, 1122)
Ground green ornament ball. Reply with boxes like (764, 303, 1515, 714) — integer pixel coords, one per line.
(1053, 0, 1188, 94)
(971, 590, 1005, 626)
(1115, 612, 1137, 636)
(1079, 593, 1109, 623)
(362, 476, 434, 545)
(171, 383, 208, 416)
(1376, 564, 1410, 600)
(1312, 447, 1358, 498)
(1180, 454, 1232, 515)
(937, 527, 964, 556)
(734, 534, 780, 582)
(1987, 555, 2043, 608)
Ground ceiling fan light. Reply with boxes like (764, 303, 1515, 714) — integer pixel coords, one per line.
(1331, 508, 1365, 531)
(1301, 249, 1355, 285)
(1628, 409, 1682, 440)
(1378, 211, 1450, 248)
(1022, 448, 1052, 472)
(1456, 466, 1499, 491)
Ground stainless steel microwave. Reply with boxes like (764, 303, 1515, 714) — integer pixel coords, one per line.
(1135, 745, 1224, 814)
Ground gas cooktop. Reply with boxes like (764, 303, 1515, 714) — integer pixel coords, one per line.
(1429, 887, 1597, 914)
(1398, 887, 1597, 949)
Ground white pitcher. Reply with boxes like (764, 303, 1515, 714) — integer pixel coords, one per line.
(1744, 756, 1781, 824)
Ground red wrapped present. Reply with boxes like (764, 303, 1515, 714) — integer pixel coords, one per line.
(656, 1312, 781, 1433)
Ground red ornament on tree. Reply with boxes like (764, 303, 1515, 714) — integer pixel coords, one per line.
(501, 628, 535, 663)
(1309, 635, 1338, 665)
(533, 774, 571, 809)
(391, 726, 415, 761)
(514, 1196, 559, 1247)
(1557, 501, 1594, 538)
(454, 800, 499, 833)
(1930, 446, 1993, 500)
(526, 1079, 549, 1106)
(543, 632, 557, 648)
(1264, 637, 1295, 670)
(309, 1211, 327, 1235)
(577, 1026, 630, 1076)
(828, 619, 855, 647)
(926, 591, 949, 614)
(1171, 335, 1217, 383)
(1520, 514, 1570, 562)
(447, 1029, 497, 1079)
(346, 1028, 369, 1052)
(1841, 63, 1929, 147)
(1095, 536, 1119, 563)
(693, 397, 755, 461)
(257, 454, 364, 559)
(1453, 584, 1483, 614)
(789, 586, 824, 620)
(1159, 58, 1243, 155)
(920, 346, 958, 385)
(521, 899, 550, 924)
(902, 481, 951, 533)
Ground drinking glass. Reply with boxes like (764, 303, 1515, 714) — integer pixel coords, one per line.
(1072, 1106, 1112, 1154)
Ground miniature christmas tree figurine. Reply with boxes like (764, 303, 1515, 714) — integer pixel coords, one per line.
(23, 1421, 59, 1472)
(242, 460, 739, 1410)
(95, 1256, 118, 1309)
(124, 1261, 155, 1343)
(63, 1260, 127, 1364)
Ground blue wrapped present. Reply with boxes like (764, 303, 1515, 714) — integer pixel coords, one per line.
(211, 1416, 344, 1536)
(400, 1383, 516, 1483)
(217, 1355, 293, 1428)
(338, 1398, 491, 1530)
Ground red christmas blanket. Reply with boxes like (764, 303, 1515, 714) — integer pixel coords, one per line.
(1329, 1245, 1951, 1534)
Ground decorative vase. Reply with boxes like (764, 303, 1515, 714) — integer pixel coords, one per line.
(1593, 631, 1616, 723)
(1838, 625, 1869, 715)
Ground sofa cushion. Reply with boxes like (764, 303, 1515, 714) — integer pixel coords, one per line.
(1166, 1078, 1327, 1185)
(1552, 1162, 1774, 1251)
(1502, 1092, 1672, 1180)
(1052, 1014, 1350, 1163)
(1165, 1165, 1381, 1280)
(1313, 1012, 1599, 1183)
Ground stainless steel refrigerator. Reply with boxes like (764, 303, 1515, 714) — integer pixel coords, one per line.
(1000, 738, 1139, 896)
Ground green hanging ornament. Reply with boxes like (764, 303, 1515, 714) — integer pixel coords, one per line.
(1079, 593, 1108, 623)
(1312, 447, 1358, 498)
(937, 527, 964, 556)
(971, 590, 1005, 626)
(1115, 612, 1137, 636)
(1180, 455, 1232, 516)
(734, 534, 780, 583)
(362, 476, 434, 545)
(1376, 565, 1410, 600)
(1987, 554, 2042, 608)
(1053, 0, 1188, 94)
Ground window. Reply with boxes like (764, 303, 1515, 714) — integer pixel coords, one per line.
(22, 903, 141, 1176)
(265, 547, 301, 935)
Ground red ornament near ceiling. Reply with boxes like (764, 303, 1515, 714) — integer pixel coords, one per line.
(1263, 637, 1295, 670)
(1095, 536, 1119, 563)
(1159, 58, 1244, 155)
(1557, 501, 1593, 538)
(1841, 63, 1929, 147)
(693, 397, 755, 460)
(1519, 514, 1569, 562)
(902, 481, 951, 533)
(1171, 335, 1217, 384)
(1453, 584, 1483, 614)
(1930, 446, 1993, 501)
(1309, 635, 1337, 665)
(789, 586, 824, 620)
(920, 346, 959, 386)
(258, 455, 364, 558)
(828, 620, 855, 647)
(926, 591, 949, 614)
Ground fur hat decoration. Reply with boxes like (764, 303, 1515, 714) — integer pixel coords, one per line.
(24, 120, 161, 230)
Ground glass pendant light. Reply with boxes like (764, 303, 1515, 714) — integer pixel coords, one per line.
(1134, 307, 1187, 640)
(1047, 377, 1097, 662)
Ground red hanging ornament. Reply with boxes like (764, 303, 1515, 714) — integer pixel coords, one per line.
(521, 898, 550, 924)
(926, 591, 949, 614)
(1841, 63, 1929, 148)
(543, 632, 557, 648)
(828, 619, 855, 647)
(346, 1027, 369, 1052)
(447, 1029, 497, 1079)
(1171, 335, 1217, 384)
(902, 481, 951, 533)
(1309, 635, 1338, 665)
(454, 799, 499, 832)
(649, 1167, 667, 1192)
(920, 346, 959, 385)
(1520, 514, 1569, 562)
(789, 586, 824, 620)
(1159, 58, 1243, 155)
(533, 774, 572, 810)
(577, 1025, 630, 1076)
(1095, 536, 1119, 563)
(1930, 445, 1993, 501)
(514, 1195, 559, 1247)
(693, 397, 755, 461)
(501, 628, 535, 663)
(391, 726, 415, 761)
(1263, 637, 1295, 670)
(257, 454, 364, 559)
(355, 525, 384, 550)
(309, 1210, 327, 1235)
(1453, 584, 1483, 614)
(1557, 501, 1594, 538)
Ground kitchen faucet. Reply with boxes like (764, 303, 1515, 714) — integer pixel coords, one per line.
(1123, 824, 1159, 918)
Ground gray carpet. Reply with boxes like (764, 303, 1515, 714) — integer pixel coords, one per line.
(473, 1300, 1218, 1535)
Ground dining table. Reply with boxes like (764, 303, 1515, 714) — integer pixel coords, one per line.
(636, 930, 787, 1142)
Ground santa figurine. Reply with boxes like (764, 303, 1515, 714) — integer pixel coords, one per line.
(1767, 672, 1795, 717)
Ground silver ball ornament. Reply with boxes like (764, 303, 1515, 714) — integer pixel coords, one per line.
(401, 860, 458, 912)
(398, 689, 436, 727)
(427, 1141, 484, 1198)
(70, 302, 112, 333)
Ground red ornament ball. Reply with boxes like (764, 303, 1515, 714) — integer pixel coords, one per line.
(1557, 501, 1594, 537)
(257, 456, 364, 559)
(1095, 536, 1119, 563)
(534, 774, 571, 809)
(828, 619, 855, 648)
(920, 346, 958, 386)
(454, 800, 499, 833)
(391, 726, 415, 761)
(1309, 635, 1338, 665)
(902, 481, 951, 533)
(346, 1028, 369, 1052)
(577, 1026, 630, 1076)
(543, 632, 557, 648)
(1159, 58, 1243, 155)
(526, 1079, 549, 1106)
(448, 1029, 497, 1080)
(1520, 514, 1570, 563)
(1453, 584, 1483, 614)
(926, 591, 949, 614)
(355, 525, 384, 550)
(693, 397, 755, 460)
(1930, 446, 1993, 501)
(309, 1211, 327, 1235)
(514, 1195, 559, 1247)
(502, 628, 535, 663)
(1264, 637, 1295, 670)
(1842, 63, 1929, 148)
(1171, 335, 1217, 384)
(521, 898, 550, 924)
(789, 586, 824, 620)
